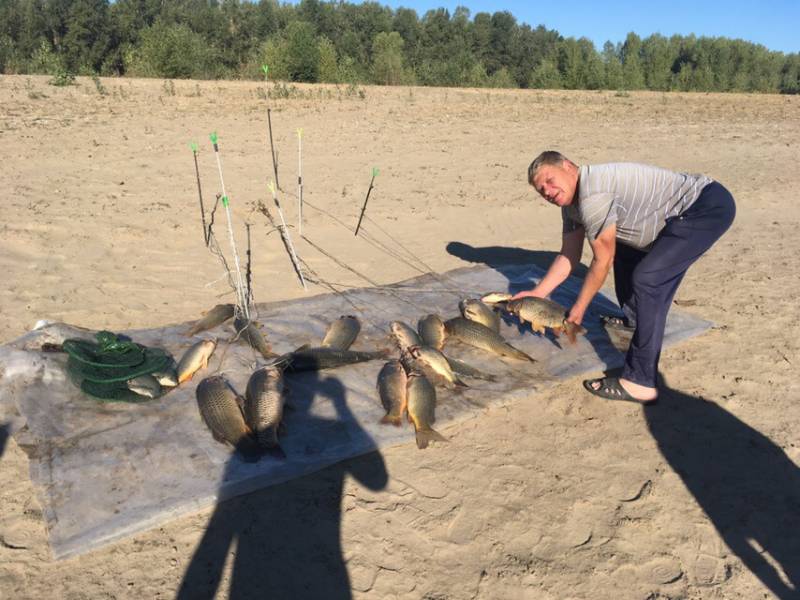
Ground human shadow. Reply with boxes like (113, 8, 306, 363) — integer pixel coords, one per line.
(446, 241, 627, 360)
(177, 370, 388, 600)
(0, 422, 9, 459)
(645, 376, 800, 597)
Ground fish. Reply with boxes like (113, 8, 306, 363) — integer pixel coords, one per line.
(126, 374, 162, 398)
(445, 355, 497, 382)
(234, 316, 275, 359)
(418, 314, 447, 351)
(283, 347, 389, 372)
(321, 315, 361, 350)
(196, 375, 259, 456)
(408, 345, 467, 388)
(377, 360, 408, 426)
(505, 297, 586, 344)
(390, 320, 421, 352)
(151, 366, 179, 387)
(186, 303, 236, 336)
(244, 366, 286, 457)
(480, 291, 513, 305)
(444, 317, 536, 362)
(460, 298, 501, 333)
(406, 372, 447, 449)
(176, 338, 217, 384)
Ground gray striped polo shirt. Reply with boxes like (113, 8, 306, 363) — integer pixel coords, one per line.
(562, 163, 713, 249)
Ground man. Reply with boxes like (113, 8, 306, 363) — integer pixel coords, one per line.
(513, 151, 735, 404)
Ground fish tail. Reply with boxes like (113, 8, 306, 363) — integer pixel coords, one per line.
(504, 344, 537, 362)
(565, 322, 584, 345)
(380, 414, 403, 427)
(415, 427, 448, 449)
(453, 375, 469, 388)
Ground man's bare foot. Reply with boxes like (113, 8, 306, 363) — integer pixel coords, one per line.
(618, 378, 658, 401)
(583, 376, 658, 404)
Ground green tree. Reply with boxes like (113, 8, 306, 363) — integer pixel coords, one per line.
(529, 58, 561, 89)
(317, 35, 338, 82)
(602, 41, 623, 89)
(125, 21, 219, 79)
(621, 32, 645, 89)
(371, 30, 403, 85)
(283, 20, 320, 82)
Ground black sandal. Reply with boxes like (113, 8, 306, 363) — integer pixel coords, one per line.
(583, 377, 657, 405)
(600, 315, 636, 332)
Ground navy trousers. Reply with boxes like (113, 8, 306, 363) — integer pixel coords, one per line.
(613, 181, 736, 387)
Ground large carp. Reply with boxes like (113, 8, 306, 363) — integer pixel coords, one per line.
(283, 346, 389, 372)
(444, 317, 536, 362)
(176, 339, 217, 384)
(406, 372, 447, 449)
(186, 303, 235, 336)
(505, 297, 586, 344)
(244, 366, 286, 457)
(321, 315, 361, 350)
(377, 360, 408, 426)
(196, 375, 259, 456)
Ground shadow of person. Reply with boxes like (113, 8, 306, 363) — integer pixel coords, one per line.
(177, 370, 388, 600)
(644, 375, 800, 597)
(0, 422, 9, 459)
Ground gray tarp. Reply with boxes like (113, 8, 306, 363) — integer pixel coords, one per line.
(0, 265, 710, 559)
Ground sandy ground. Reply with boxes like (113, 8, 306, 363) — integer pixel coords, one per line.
(1, 75, 799, 599)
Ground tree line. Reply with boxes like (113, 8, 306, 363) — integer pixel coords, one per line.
(1, 0, 798, 93)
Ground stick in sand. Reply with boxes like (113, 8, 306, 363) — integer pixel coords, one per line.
(297, 128, 303, 237)
(267, 108, 280, 190)
(190, 141, 210, 246)
(209, 131, 251, 319)
(354, 167, 379, 236)
(268, 180, 307, 290)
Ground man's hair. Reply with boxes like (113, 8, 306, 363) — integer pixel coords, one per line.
(527, 150, 572, 185)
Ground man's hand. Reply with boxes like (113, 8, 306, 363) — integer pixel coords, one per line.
(509, 289, 546, 301)
(566, 303, 587, 326)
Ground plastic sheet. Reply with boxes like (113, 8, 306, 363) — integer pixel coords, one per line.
(0, 264, 711, 559)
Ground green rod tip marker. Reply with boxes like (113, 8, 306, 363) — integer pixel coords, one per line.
(209, 131, 219, 151)
(372, 167, 379, 178)
(222, 195, 229, 207)
(190, 142, 198, 153)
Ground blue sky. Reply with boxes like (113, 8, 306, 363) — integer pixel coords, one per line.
(312, 0, 800, 54)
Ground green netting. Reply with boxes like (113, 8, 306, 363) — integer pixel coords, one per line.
(63, 331, 171, 402)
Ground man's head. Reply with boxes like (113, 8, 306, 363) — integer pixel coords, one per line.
(527, 151, 579, 207)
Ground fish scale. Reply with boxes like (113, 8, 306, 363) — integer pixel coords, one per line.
(444, 317, 536, 362)
(245, 366, 285, 452)
(196, 375, 259, 455)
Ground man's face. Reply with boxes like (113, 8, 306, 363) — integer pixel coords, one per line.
(532, 162, 577, 207)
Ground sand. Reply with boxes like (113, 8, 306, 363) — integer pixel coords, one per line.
(0, 75, 798, 599)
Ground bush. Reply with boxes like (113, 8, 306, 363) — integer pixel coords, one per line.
(124, 22, 221, 79)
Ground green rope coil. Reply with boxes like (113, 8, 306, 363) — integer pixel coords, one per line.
(63, 331, 171, 402)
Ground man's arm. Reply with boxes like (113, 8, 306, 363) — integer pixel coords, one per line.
(567, 224, 616, 325)
(511, 227, 585, 300)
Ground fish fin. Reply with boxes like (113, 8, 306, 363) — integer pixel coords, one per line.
(235, 436, 263, 462)
(178, 372, 191, 384)
(453, 376, 469, 388)
(380, 414, 402, 427)
(565, 322, 585, 344)
(415, 427, 447, 449)
(210, 430, 230, 445)
(552, 328, 561, 338)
